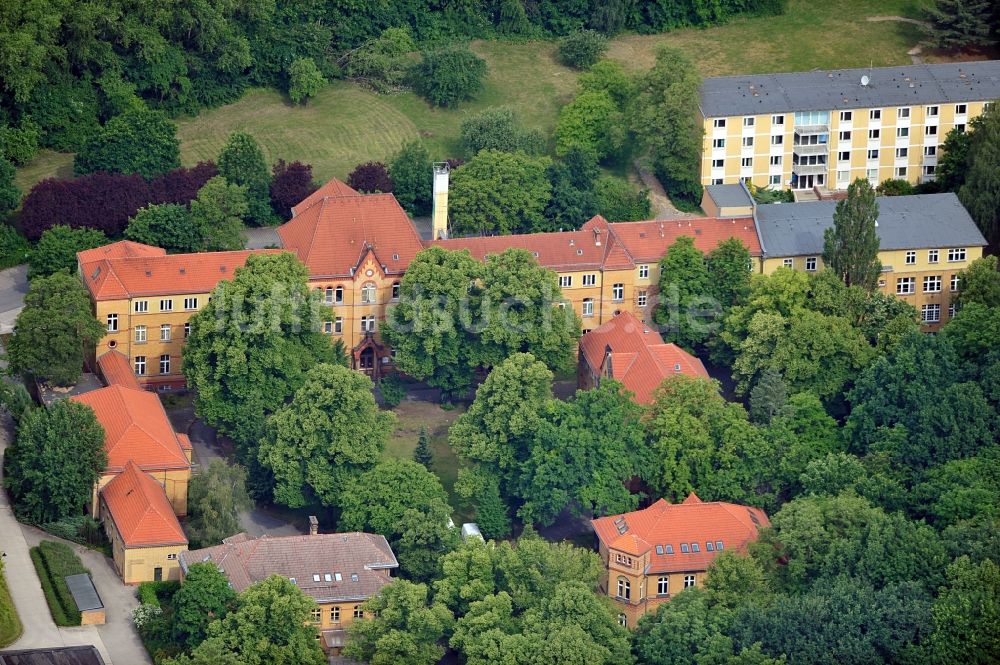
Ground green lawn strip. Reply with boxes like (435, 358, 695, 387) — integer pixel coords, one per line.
(29, 540, 89, 627)
(0, 569, 23, 647)
(14, 1, 934, 194)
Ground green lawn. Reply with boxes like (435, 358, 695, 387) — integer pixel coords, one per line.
(385, 399, 473, 522)
(0, 569, 23, 647)
(14, 0, 936, 193)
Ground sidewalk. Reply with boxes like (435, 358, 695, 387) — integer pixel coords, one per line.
(0, 418, 112, 663)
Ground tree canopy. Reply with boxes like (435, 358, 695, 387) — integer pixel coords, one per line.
(822, 178, 882, 291)
(74, 109, 180, 179)
(7, 271, 106, 386)
(259, 364, 393, 508)
(449, 150, 553, 236)
(3, 400, 106, 523)
(28, 225, 107, 279)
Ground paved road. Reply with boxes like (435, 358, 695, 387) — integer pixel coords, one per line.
(0, 265, 28, 334)
(165, 406, 302, 538)
(0, 417, 114, 663)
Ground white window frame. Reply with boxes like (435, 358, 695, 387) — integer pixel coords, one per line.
(896, 277, 915, 295)
(583, 274, 596, 287)
(612, 283, 624, 302)
(134, 325, 147, 343)
(684, 575, 696, 589)
(159, 299, 172, 312)
(922, 303, 941, 324)
(107, 313, 118, 333)
(637, 290, 647, 307)
(948, 248, 967, 262)
(160, 324, 171, 341)
(638, 265, 649, 279)
(134, 356, 146, 376)
(923, 275, 942, 293)
(134, 300, 148, 313)
(805, 257, 817, 271)
(159, 354, 170, 375)
(559, 275, 572, 288)
(582, 298, 594, 317)
(183, 297, 198, 311)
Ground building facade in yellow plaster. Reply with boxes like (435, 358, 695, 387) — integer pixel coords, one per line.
(698, 61, 1000, 192)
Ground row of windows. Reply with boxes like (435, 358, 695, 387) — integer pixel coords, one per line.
(781, 257, 818, 271)
(323, 316, 377, 335)
(321, 283, 401, 305)
(134, 355, 171, 376)
(905, 248, 967, 264)
(131, 323, 192, 342)
(616, 574, 696, 601)
(133, 297, 198, 313)
(712, 135, 784, 149)
(896, 274, 961, 295)
(711, 104, 973, 132)
(558, 271, 626, 288)
(308, 605, 364, 624)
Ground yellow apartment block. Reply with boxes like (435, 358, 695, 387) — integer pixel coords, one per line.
(698, 61, 1000, 192)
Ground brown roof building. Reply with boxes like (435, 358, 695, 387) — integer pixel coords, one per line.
(578, 311, 709, 404)
(592, 493, 769, 627)
(180, 528, 398, 655)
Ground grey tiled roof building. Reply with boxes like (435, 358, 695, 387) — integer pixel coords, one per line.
(700, 61, 1000, 117)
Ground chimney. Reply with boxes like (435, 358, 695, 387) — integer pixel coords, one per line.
(432, 163, 450, 240)
(308, 516, 319, 536)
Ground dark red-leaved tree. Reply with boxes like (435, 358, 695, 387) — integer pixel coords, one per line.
(21, 173, 152, 241)
(20, 165, 220, 242)
(270, 159, 317, 220)
(346, 161, 394, 194)
(149, 162, 218, 205)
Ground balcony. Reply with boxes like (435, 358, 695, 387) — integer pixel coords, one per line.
(794, 124, 829, 137)
(793, 142, 829, 156)
(792, 161, 828, 176)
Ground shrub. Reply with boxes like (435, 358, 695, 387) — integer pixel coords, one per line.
(593, 176, 652, 221)
(40, 516, 105, 548)
(411, 47, 487, 108)
(0, 383, 33, 424)
(131, 603, 163, 630)
(30, 541, 88, 626)
(0, 120, 41, 165)
(877, 178, 916, 197)
(347, 162, 394, 193)
(73, 109, 181, 180)
(459, 107, 544, 156)
(379, 374, 406, 408)
(138, 583, 162, 607)
(344, 27, 416, 93)
(557, 30, 609, 69)
(0, 224, 30, 269)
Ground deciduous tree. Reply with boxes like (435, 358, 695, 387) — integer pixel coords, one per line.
(182, 254, 340, 456)
(7, 272, 105, 386)
(287, 57, 324, 104)
(186, 460, 252, 548)
(655, 235, 715, 348)
(74, 109, 180, 179)
(269, 160, 316, 220)
(172, 562, 237, 649)
(822, 178, 882, 290)
(557, 30, 609, 69)
(184, 576, 325, 665)
(927, 557, 1000, 664)
(475, 249, 580, 370)
(347, 161, 394, 193)
(190, 176, 248, 251)
(125, 204, 201, 253)
(411, 47, 487, 108)
(555, 90, 626, 161)
(959, 104, 1000, 245)
(630, 46, 703, 204)
(956, 255, 1000, 308)
(28, 225, 107, 279)
(449, 150, 552, 235)
(259, 364, 393, 508)
(383, 246, 482, 398)
(3, 400, 106, 523)
(389, 141, 433, 216)
(344, 580, 453, 665)
(217, 132, 272, 225)
(0, 157, 19, 218)
(460, 107, 543, 157)
(338, 459, 457, 581)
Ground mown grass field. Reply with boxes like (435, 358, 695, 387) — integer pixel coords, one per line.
(14, 0, 935, 192)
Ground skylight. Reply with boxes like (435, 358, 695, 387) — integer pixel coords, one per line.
(706, 542, 715, 552)
(665, 545, 674, 554)
(655, 545, 664, 555)
(680, 543, 690, 553)
(324, 574, 332, 582)
(716, 540, 724, 550)
(692, 543, 700, 553)
(312, 574, 320, 582)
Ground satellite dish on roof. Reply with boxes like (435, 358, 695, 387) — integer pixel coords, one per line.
(861, 75, 870, 87)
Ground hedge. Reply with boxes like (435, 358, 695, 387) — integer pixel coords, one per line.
(29, 541, 88, 626)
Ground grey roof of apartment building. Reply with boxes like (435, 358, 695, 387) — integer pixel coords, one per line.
(0, 646, 105, 665)
(700, 60, 1000, 117)
(754, 192, 987, 257)
(705, 183, 754, 208)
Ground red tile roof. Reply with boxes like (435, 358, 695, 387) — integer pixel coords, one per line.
(291, 178, 360, 217)
(70, 385, 190, 472)
(593, 494, 769, 574)
(180, 531, 398, 603)
(76, 240, 165, 265)
(100, 461, 187, 547)
(432, 225, 617, 271)
(584, 216, 763, 260)
(79, 249, 278, 301)
(580, 311, 709, 404)
(96, 351, 141, 390)
(277, 192, 424, 278)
